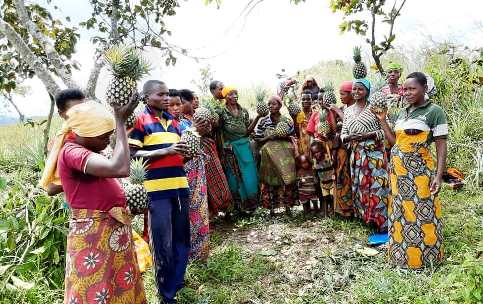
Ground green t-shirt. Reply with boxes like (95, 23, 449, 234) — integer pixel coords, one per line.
(219, 105, 250, 142)
(394, 101, 448, 143)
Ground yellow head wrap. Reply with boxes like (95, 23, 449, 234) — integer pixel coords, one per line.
(39, 101, 115, 190)
(221, 86, 237, 98)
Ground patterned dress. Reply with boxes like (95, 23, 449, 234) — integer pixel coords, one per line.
(341, 104, 390, 231)
(255, 115, 297, 209)
(332, 106, 353, 217)
(389, 101, 448, 269)
(180, 119, 210, 261)
(201, 137, 232, 215)
(295, 110, 312, 156)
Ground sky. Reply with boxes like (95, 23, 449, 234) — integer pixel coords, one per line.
(2, 0, 483, 117)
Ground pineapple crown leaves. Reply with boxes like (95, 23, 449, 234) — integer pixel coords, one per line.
(323, 81, 335, 92)
(129, 157, 148, 184)
(254, 86, 267, 103)
(353, 46, 362, 63)
(104, 45, 151, 81)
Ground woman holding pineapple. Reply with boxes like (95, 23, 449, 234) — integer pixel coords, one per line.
(374, 72, 447, 269)
(329, 81, 356, 218)
(218, 86, 260, 212)
(255, 95, 297, 215)
(41, 98, 147, 304)
(341, 78, 390, 236)
(178, 90, 213, 262)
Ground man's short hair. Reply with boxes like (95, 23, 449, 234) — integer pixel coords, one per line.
(55, 89, 85, 112)
(209, 80, 222, 93)
(142, 80, 165, 95)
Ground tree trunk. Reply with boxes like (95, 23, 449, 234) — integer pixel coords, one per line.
(14, 0, 79, 90)
(0, 18, 61, 96)
(43, 94, 55, 156)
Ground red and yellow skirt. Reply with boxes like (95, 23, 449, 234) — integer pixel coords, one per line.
(64, 207, 146, 304)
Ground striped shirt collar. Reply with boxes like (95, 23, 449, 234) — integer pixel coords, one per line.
(144, 105, 173, 120)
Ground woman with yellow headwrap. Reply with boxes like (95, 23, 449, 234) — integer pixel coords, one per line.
(218, 86, 260, 212)
(40, 97, 147, 303)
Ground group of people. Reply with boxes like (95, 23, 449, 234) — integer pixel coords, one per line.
(38, 61, 448, 304)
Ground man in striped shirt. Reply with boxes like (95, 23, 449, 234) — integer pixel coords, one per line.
(129, 80, 189, 304)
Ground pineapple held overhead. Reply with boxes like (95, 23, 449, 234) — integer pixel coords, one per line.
(104, 46, 150, 107)
(353, 46, 367, 79)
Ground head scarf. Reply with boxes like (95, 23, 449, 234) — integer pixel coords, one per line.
(353, 79, 371, 93)
(39, 101, 115, 190)
(269, 95, 283, 106)
(340, 81, 353, 93)
(386, 61, 403, 72)
(221, 86, 237, 98)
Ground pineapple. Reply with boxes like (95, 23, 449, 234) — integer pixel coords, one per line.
(286, 99, 301, 117)
(322, 82, 337, 106)
(255, 87, 269, 116)
(180, 127, 201, 158)
(369, 91, 388, 113)
(193, 107, 213, 122)
(123, 158, 149, 215)
(104, 46, 150, 107)
(317, 109, 330, 136)
(352, 46, 367, 79)
(274, 121, 291, 137)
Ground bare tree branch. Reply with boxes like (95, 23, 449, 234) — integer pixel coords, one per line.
(0, 18, 61, 95)
(3, 92, 25, 122)
(43, 93, 55, 156)
(13, 0, 79, 89)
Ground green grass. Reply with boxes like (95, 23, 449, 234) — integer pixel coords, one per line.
(133, 190, 482, 304)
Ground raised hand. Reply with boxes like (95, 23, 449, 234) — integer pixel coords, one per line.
(113, 91, 140, 122)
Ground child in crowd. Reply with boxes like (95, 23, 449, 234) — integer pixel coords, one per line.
(296, 154, 319, 214)
(310, 141, 335, 217)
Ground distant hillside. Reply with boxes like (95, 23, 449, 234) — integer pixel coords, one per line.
(0, 116, 17, 126)
(0, 115, 48, 126)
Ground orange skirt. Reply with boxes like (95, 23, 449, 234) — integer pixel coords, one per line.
(64, 207, 146, 304)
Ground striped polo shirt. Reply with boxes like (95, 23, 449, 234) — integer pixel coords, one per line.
(129, 106, 189, 200)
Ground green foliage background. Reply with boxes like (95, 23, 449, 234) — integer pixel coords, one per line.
(0, 44, 482, 303)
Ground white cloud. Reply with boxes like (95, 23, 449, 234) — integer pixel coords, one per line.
(4, 0, 483, 117)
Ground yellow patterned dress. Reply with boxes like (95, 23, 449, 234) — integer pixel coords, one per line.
(388, 101, 448, 269)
